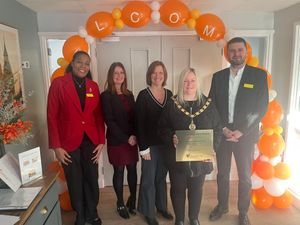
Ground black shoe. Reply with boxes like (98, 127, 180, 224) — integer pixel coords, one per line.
(86, 217, 102, 225)
(117, 202, 130, 219)
(126, 196, 136, 215)
(175, 220, 184, 225)
(209, 205, 229, 221)
(145, 216, 159, 225)
(189, 219, 200, 225)
(239, 213, 251, 225)
(157, 209, 174, 220)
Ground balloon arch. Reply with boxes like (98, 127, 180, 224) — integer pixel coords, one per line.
(50, 0, 292, 211)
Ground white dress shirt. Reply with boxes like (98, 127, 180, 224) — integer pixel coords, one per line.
(228, 65, 245, 123)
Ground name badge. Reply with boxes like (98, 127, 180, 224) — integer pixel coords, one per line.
(86, 93, 94, 97)
(243, 83, 254, 89)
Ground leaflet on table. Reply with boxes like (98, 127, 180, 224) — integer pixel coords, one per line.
(0, 147, 43, 192)
(18, 147, 43, 185)
(0, 152, 21, 192)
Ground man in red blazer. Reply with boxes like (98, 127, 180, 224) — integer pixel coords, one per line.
(47, 51, 105, 225)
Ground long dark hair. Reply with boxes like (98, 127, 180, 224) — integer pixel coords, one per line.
(104, 62, 131, 95)
(65, 51, 92, 79)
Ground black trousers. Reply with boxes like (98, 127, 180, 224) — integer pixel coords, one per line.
(138, 145, 168, 218)
(62, 135, 99, 225)
(216, 137, 255, 214)
(169, 168, 205, 221)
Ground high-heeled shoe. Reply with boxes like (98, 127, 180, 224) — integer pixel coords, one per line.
(117, 201, 129, 219)
(126, 196, 136, 215)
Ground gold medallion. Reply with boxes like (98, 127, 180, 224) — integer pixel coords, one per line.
(189, 122, 196, 130)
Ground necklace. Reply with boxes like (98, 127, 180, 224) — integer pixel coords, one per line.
(73, 78, 85, 88)
(188, 102, 196, 130)
(171, 96, 211, 130)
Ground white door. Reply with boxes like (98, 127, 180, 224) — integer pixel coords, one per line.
(97, 34, 222, 186)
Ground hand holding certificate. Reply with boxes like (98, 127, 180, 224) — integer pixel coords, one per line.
(175, 129, 214, 162)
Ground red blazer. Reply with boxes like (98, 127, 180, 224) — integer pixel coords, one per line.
(47, 73, 105, 152)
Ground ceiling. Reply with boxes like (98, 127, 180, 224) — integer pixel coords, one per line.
(16, 0, 300, 14)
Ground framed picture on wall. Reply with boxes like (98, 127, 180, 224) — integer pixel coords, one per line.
(0, 23, 25, 105)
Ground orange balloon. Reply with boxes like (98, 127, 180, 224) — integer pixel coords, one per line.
(255, 161, 274, 180)
(47, 160, 66, 180)
(274, 162, 291, 180)
(247, 56, 259, 67)
(160, 0, 189, 28)
(261, 100, 283, 127)
(273, 191, 293, 209)
(86, 12, 114, 38)
(59, 191, 73, 211)
(252, 158, 259, 173)
(122, 1, 151, 28)
(62, 35, 88, 63)
(195, 13, 225, 41)
(50, 67, 65, 83)
(223, 42, 252, 62)
(257, 133, 285, 158)
(252, 187, 273, 209)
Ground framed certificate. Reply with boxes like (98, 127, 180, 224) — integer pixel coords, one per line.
(175, 129, 214, 162)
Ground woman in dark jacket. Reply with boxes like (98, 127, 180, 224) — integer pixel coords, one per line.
(136, 61, 173, 225)
(158, 68, 222, 225)
(101, 62, 138, 219)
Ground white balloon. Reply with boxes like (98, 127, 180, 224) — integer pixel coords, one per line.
(264, 178, 289, 197)
(216, 39, 227, 48)
(151, 1, 160, 11)
(151, 11, 160, 22)
(269, 156, 281, 166)
(57, 178, 68, 194)
(78, 26, 87, 38)
(254, 146, 260, 160)
(251, 173, 263, 190)
(85, 35, 95, 44)
(260, 155, 269, 162)
(269, 89, 277, 102)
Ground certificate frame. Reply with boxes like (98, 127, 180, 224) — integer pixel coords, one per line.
(175, 129, 214, 162)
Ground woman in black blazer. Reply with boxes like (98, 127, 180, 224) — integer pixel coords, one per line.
(101, 62, 138, 219)
(159, 68, 222, 225)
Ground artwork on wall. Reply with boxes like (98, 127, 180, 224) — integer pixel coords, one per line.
(0, 23, 25, 104)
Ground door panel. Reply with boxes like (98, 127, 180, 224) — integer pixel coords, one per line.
(97, 35, 222, 186)
(162, 35, 222, 96)
(97, 36, 161, 186)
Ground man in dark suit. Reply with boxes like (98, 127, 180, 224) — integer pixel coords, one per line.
(208, 37, 269, 225)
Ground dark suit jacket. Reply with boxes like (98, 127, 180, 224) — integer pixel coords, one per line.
(209, 65, 269, 144)
(101, 90, 135, 146)
(47, 73, 105, 152)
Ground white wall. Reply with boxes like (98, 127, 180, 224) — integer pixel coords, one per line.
(273, 3, 300, 128)
(0, 0, 53, 169)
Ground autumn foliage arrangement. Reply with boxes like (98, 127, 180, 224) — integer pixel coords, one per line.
(0, 77, 32, 145)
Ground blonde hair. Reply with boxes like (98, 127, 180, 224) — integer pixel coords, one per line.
(176, 68, 202, 105)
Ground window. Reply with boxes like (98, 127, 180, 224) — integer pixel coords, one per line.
(285, 22, 300, 198)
